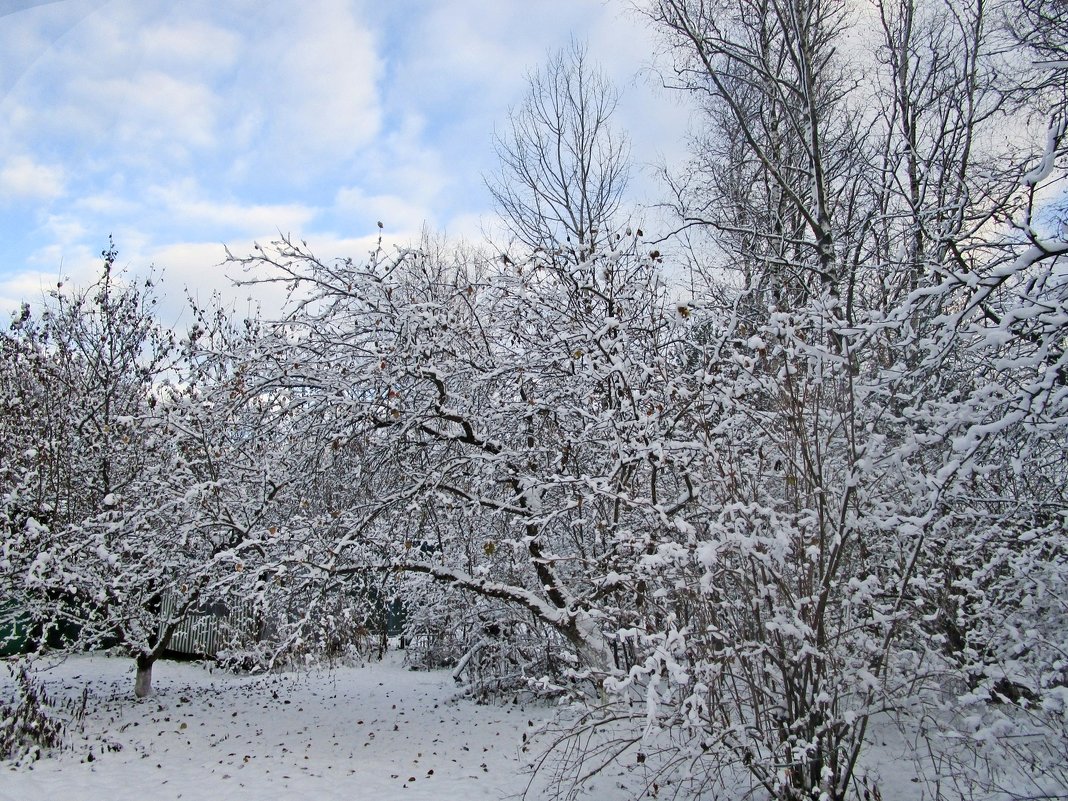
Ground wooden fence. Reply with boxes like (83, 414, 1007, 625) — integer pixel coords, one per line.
(160, 594, 259, 658)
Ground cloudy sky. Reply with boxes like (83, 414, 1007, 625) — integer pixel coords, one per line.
(0, 0, 687, 321)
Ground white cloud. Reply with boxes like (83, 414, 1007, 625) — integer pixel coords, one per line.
(40, 212, 86, 245)
(442, 210, 499, 245)
(334, 186, 428, 234)
(390, 0, 592, 97)
(0, 3, 236, 168)
(147, 182, 319, 235)
(361, 0, 681, 238)
(304, 232, 400, 262)
(0, 0, 689, 321)
(0, 237, 101, 316)
(143, 240, 268, 327)
(0, 268, 62, 316)
(136, 19, 240, 75)
(0, 155, 64, 200)
(72, 192, 140, 216)
(248, 0, 383, 165)
(0, 0, 99, 103)
(65, 70, 221, 155)
(587, 10, 693, 207)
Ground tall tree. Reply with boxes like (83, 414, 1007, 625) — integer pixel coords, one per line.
(487, 40, 630, 266)
(562, 1, 1068, 799)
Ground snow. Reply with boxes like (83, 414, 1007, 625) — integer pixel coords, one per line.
(1, 654, 792, 801)
(0, 652, 588, 801)
(1022, 118, 1066, 186)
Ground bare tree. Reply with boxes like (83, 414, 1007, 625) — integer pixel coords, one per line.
(547, 2, 1068, 800)
(1008, 0, 1068, 109)
(652, 0, 861, 312)
(487, 41, 630, 266)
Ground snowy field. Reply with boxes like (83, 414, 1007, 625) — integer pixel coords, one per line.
(0, 652, 637, 801)
(3, 653, 1054, 801)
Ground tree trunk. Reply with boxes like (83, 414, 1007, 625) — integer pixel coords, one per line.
(565, 609, 614, 676)
(134, 653, 155, 698)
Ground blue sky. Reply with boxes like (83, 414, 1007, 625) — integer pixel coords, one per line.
(0, 0, 687, 321)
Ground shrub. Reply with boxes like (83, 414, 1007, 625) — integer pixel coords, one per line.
(0, 661, 64, 763)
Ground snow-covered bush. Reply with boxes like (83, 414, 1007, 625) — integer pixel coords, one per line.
(403, 582, 571, 700)
(0, 662, 65, 763)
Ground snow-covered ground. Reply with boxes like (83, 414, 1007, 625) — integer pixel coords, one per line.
(0, 652, 634, 801)
(4, 653, 1052, 801)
